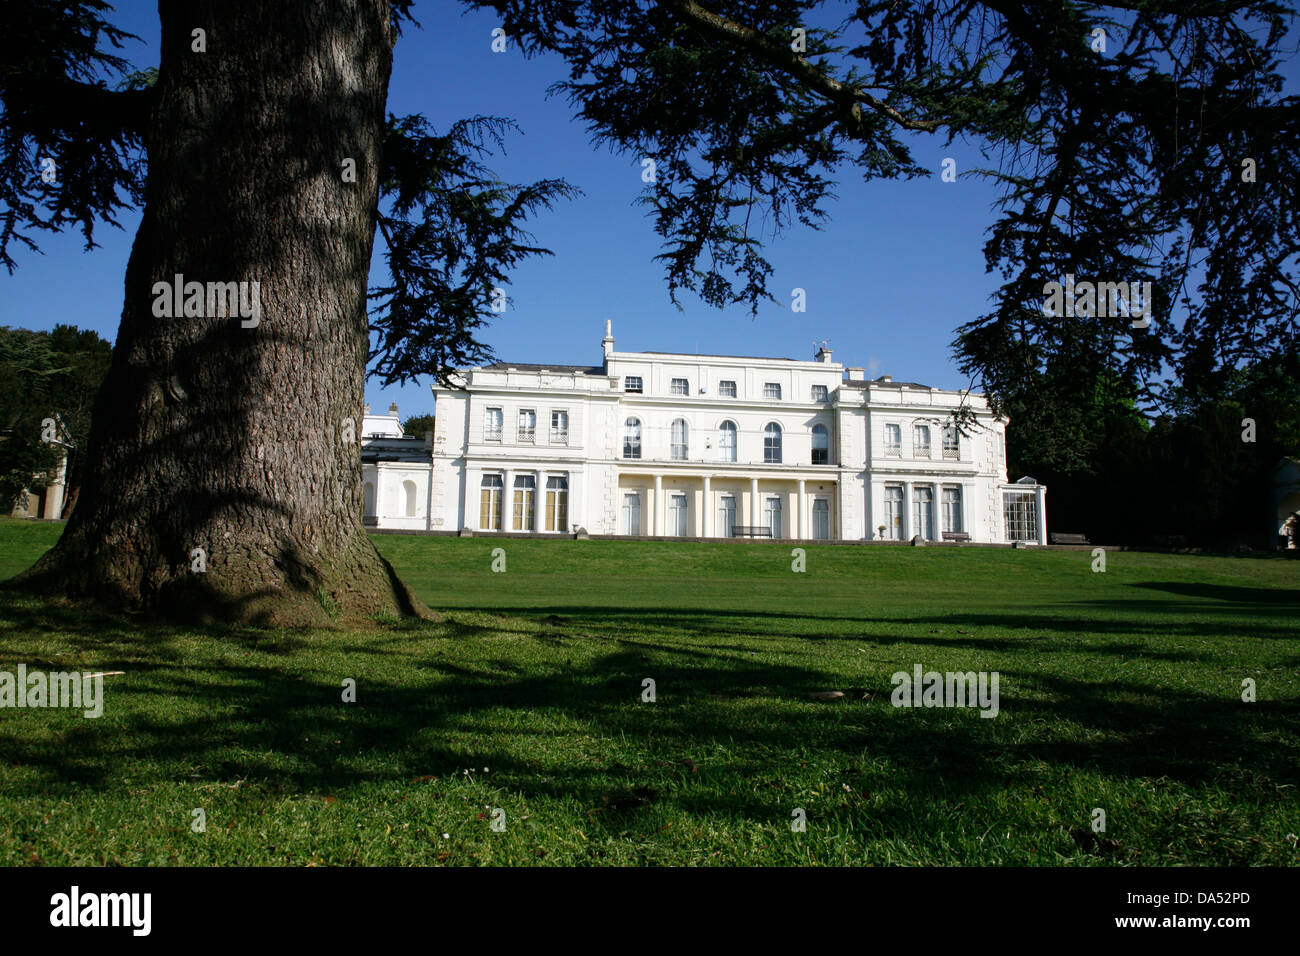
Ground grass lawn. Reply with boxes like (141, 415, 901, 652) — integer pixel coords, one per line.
(0, 517, 1297, 865)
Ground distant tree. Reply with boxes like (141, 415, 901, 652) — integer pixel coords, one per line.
(0, 325, 111, 514)
(0, 328, 64, 509)
(401, 413, 436, 439)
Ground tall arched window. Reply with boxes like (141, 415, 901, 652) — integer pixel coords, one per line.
(764, 423, 782, 463)
(363, 482, 375, 517)
(718, 421, 737, 462)
(623, 417, 642, 459)
(671, 419, 689, 460)
(402, 480, 418, 517)
(811, 424, 829, 464)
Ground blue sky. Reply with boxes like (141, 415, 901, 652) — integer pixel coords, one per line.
(6, 2, 1279, 423)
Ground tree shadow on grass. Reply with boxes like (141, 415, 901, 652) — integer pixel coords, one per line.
(0, 594, 1295, 847)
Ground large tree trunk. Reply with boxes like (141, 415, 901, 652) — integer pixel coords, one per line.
(15, 0, 428, 626)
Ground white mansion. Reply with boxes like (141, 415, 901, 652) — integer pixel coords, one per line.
(423, 321, 1047, 543)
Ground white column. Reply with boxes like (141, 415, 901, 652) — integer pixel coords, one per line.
(374, 464, 385, 527)
(933, 482, 942, 540)
(1035, 484, 1047, 545)
(502, 467, 514, 532)
(703, 475, 712, 538)
(903, 480, 912, 539)
(653, 474, 663, 537)
(529, 470, 539, 532)
(750, 477, 760, 527)
(797, 479, 806, 539)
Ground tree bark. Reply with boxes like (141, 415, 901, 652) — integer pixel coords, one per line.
(14, 0, 429, 626)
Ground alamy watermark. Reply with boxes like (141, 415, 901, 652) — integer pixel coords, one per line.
(0, 665, 104, 718)
(891, 664, 999, 718)
(1042, 273, 1152, 329)
(151, 273, 261, 327)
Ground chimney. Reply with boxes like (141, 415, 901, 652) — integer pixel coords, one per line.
(846, 367, 865, 381)
(363, 403, 371, 415)
(878, 375, 893, 383)
(388, 402, 399, 415)
(602, 318, 615, 361)
(815, 345, 833, 363)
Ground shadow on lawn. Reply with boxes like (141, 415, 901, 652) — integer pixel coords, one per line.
(0, 594, 1296, 839)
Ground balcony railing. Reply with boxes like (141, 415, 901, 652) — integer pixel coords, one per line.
(484, 428, 503, 442)
(550, 429, 569, 445)
(517, 428, 535, 443)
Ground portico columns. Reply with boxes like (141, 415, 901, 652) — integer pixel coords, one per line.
(653, 474, 663, 537)
(703, 475, 712, 538)
(797, 479, 806, 539)
(750, 477, 760, 526)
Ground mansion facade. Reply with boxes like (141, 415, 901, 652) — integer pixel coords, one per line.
(427, 321, 1047, 544)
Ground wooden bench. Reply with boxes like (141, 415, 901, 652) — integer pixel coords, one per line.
(731, 525, 773, 538)
(1049, 532, 1090, 545)
(941, 531, 971, 542)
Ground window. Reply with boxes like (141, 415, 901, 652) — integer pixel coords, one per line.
(624, 376, 643, 393)
(622, 493, 642, 535)
(884, 485, 904, 540)
(718, 494, 737, 537)
(943, 486, 963, 534)
(671, 418, 689, 460)
(402, 480, 418, 518)
(1003, 491, 1038, 541)
(479, 474, 503, 530)
(517, 409, 536, 443)
(718, 421, 737, 462)
(718, 380, 737, 398)
(811, 384, 829, 403)
(484, 407, 503, 442)
(623, 417, 642, 459)
(545, 476, 568, 532)
(943, 425, 960, 459)
(669, 493, 688, 536)
(512, 475, 536, 531)
(764, 496, 783, 538)
(763, 382, 782, 400)
(812, 498, 830, 540)
(914, 425, 931, 458)
(811, 424, 829, 465)
(885, 423, 901, 456)
(764, 423, 783, 463)
(913, 486, 934, 540)
(550, 410, 569, 445)
(670, 377, 689, 395)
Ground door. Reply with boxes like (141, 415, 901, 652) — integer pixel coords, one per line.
(669, 493, 688, 536)
(913, 487, 933, 540)
(621, 493, 641, 535)
(812, 498, 829, 539)
(764, 496, 782, 538)
(718, 494, 736, 538)
(884, 486, 903, 539)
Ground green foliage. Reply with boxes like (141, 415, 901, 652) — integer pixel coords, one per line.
(369, 115, 580, 386)
(0, 324, 111, 512)
(401, 413, 436, 438)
